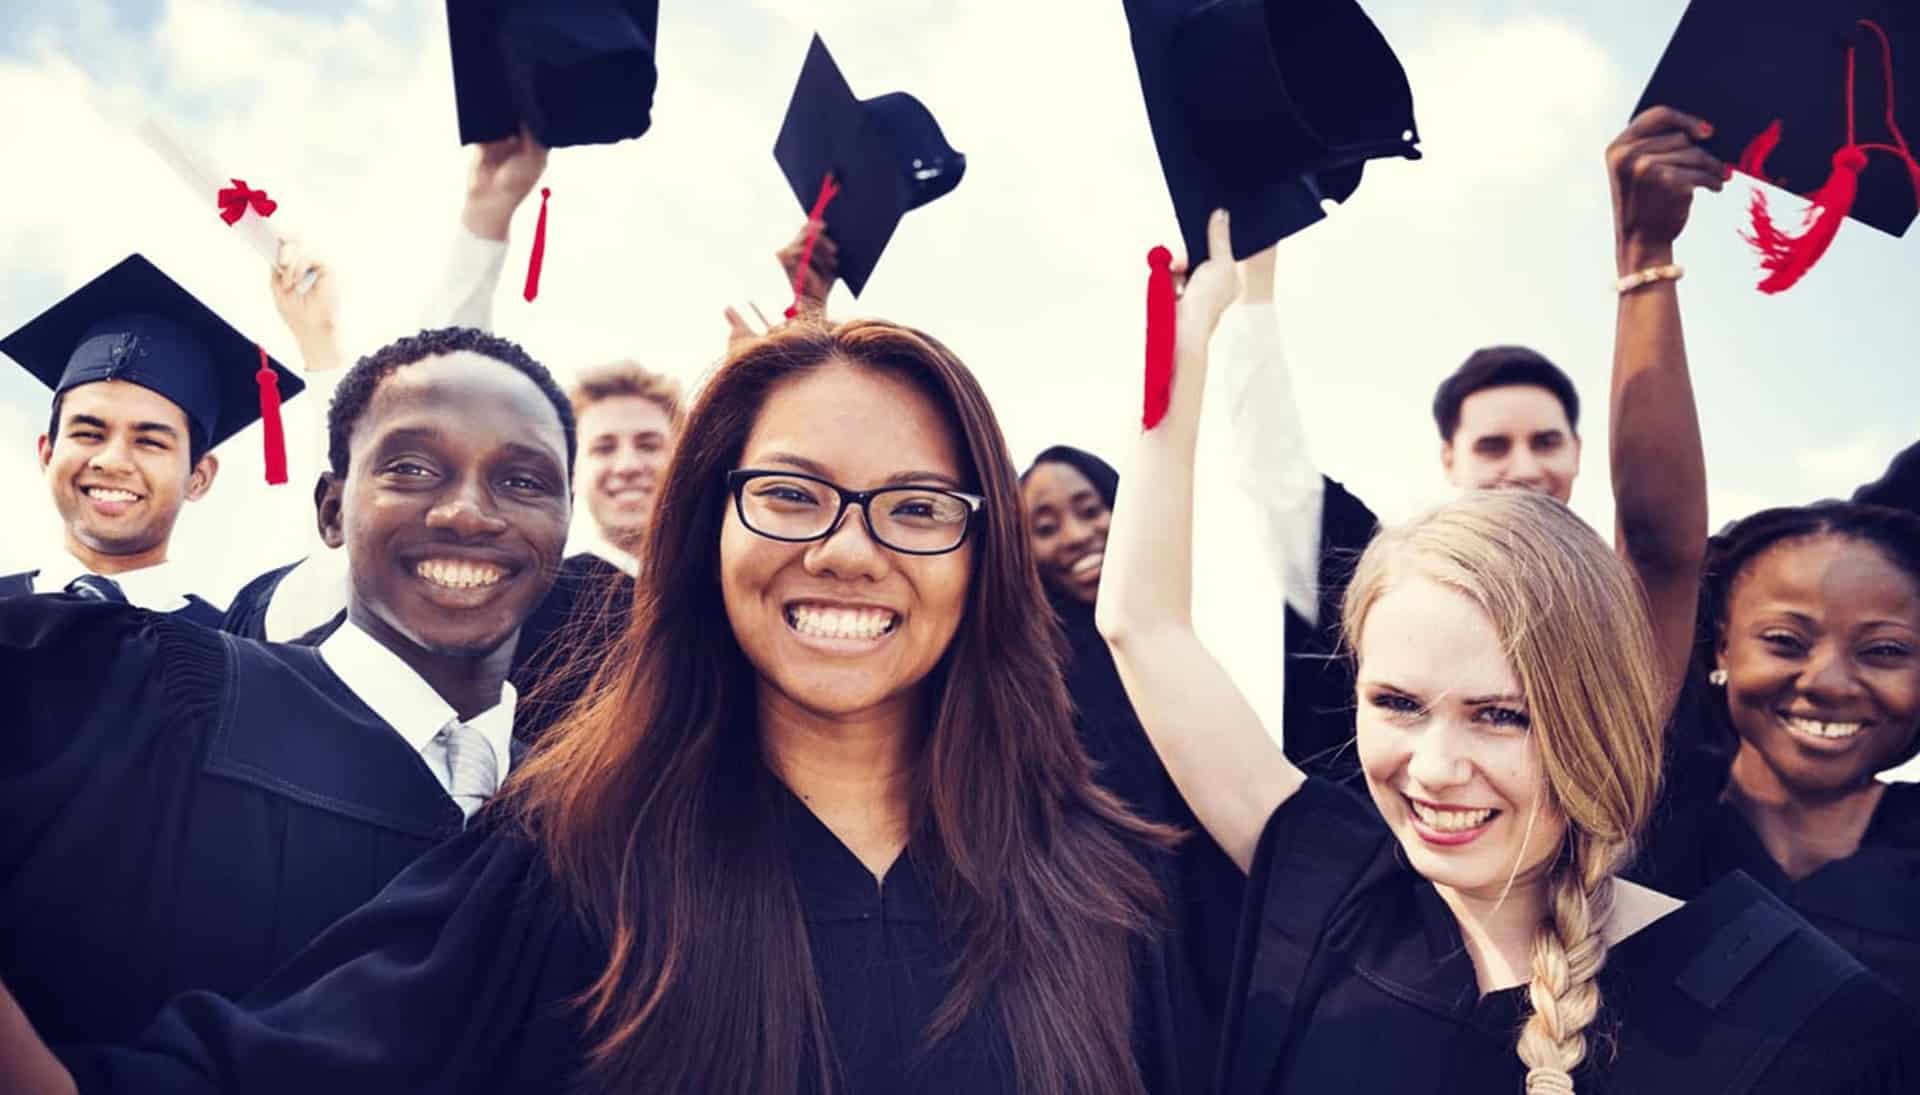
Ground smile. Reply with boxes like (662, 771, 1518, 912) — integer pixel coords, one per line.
(1069, 551, 1104, 579)
(784, 602, 899, 642)
(1780, 713, 1868, 742)
(1404, 795, 1501, 845)
(82, 486, 142, 504)
(414, 558, 508, 590)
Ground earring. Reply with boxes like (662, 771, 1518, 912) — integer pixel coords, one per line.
(1708, 669, 1728, 687)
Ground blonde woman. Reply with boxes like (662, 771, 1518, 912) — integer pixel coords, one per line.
(1098, 211, 1916, 1094)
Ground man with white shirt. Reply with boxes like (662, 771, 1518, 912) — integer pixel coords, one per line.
(0, 255, 307, 626)
(0, 325, 574, 1047)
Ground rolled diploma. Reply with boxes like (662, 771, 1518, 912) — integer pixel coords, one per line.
(134, 116, 318, 294)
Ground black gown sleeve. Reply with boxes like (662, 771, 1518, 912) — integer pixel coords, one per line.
(59, 822, 598, 1095)
(0, 596, 222, 881)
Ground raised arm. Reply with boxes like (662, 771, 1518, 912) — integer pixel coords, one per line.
(427, 127, 549, 330)
(1097, 211, 1307, 872)
(1606, 107, 1724, 706)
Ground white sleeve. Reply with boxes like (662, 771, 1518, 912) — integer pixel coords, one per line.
(424, 228, 511, 331)
(1216, 300, 1324, 624)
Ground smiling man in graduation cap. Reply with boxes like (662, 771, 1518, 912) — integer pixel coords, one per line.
(0, 254, 303, 625)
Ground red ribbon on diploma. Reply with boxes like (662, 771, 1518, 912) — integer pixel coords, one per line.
(217, 180, 278, 225)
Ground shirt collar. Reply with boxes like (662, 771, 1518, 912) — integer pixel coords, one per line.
(35, 551, 198, 613)
(318, 618, 518, 775)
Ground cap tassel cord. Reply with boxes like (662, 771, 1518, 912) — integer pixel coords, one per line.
(1740, 19, 1920, 293)
(255, 344, 287, 485)
(522, 187, 551, 303)
(1141, 246, 1176, 430)
(785, 172, 841, 320)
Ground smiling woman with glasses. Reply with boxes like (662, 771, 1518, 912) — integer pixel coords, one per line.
(5, 318, 1211, 1095)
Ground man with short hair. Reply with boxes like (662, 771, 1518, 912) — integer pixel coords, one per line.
(567, 359, 683, 574)
(0, 255, 309, 625)
(1430, 346, 1582, 501)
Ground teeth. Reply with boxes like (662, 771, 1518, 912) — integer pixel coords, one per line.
(1070, 552, 1104, 577)
(1409, 800, 1496, 833)
(415, 559, 506, 590)
(1785, 716, 1865, 740)
(785, 604, 899, 641)
(85, 487, 139, 503)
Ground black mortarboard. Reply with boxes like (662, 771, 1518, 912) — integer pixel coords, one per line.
(1637, 0, 1920, 238)
(773, 35, 967, 298)
(1122, 0, 1422, 265)
(0, 254, 304, 460)
(447, 0, 660, 147)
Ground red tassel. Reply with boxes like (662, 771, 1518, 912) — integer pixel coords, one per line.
(785, 173, 842, 320)
(1745, 146, 1869, 293)
(255, 344, 288, 485)
(1141, 246, 1176, 430)
(522, 186, 551, 303)
(1736, 120, 1783, 180)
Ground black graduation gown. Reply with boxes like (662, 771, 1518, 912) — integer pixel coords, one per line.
(1051, 592, 1244, 1049)
(1278, 475, 1378, 786)
(0, 595, 466, 1046)
(59, 783, 1200, 1095)
(219, 552, 633, 742)
(1631, 686, 1920, 1011)
(1218, 779, 1919, 1095)
(0, 568, 224, 628)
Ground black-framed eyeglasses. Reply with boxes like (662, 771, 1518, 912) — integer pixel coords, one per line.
(726, 469, 984, 556)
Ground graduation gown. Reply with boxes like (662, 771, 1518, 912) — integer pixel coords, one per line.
(1277, 475, 1378, 785)
(221, 552, 633, 742)
(59, 781, 1203, 1095)
(1632, 685, 1920, 1011)
(0, 595, 466, 1046)
(1218, 779, 1919, 1095)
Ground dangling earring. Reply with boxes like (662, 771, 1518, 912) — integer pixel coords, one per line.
(1708, 669, 1728, 687)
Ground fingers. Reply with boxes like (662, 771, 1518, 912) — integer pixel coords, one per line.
(1631, 147, 1729, 192)
(1204, 208, 1232, 264)
(1622, 105, 1713, 143)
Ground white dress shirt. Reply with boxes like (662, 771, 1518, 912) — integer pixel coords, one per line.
(25, 553, 212, 614)
(425, 228, 511, 332)
(1217, 300, 1326, 626)
(317, 618, 517, 802)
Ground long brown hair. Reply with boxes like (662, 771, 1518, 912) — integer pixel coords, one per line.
(504, 319, 1169, 1094)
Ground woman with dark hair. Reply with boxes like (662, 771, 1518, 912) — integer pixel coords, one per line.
(1, 319, 1199, 1095)
(1019, 445, 1243, 1032)
(1018, 445, 1170, 815)
(1634, 502, 1920, 1008)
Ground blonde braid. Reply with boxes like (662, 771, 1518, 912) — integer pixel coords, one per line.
(1515, 845, 1620, 1095)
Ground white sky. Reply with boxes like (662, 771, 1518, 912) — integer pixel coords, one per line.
(1, 0, 1916, 741)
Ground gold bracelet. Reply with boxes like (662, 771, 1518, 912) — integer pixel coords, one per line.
(1615, 263, 1684, 294)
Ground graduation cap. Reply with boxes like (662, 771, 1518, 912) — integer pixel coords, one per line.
(0, 254, 305, 483)
(446, 0, 660, 148)
(1122, 0, 1422, 267)
(773, 35, 967, 301)
(1637, 0, 1920, 292)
